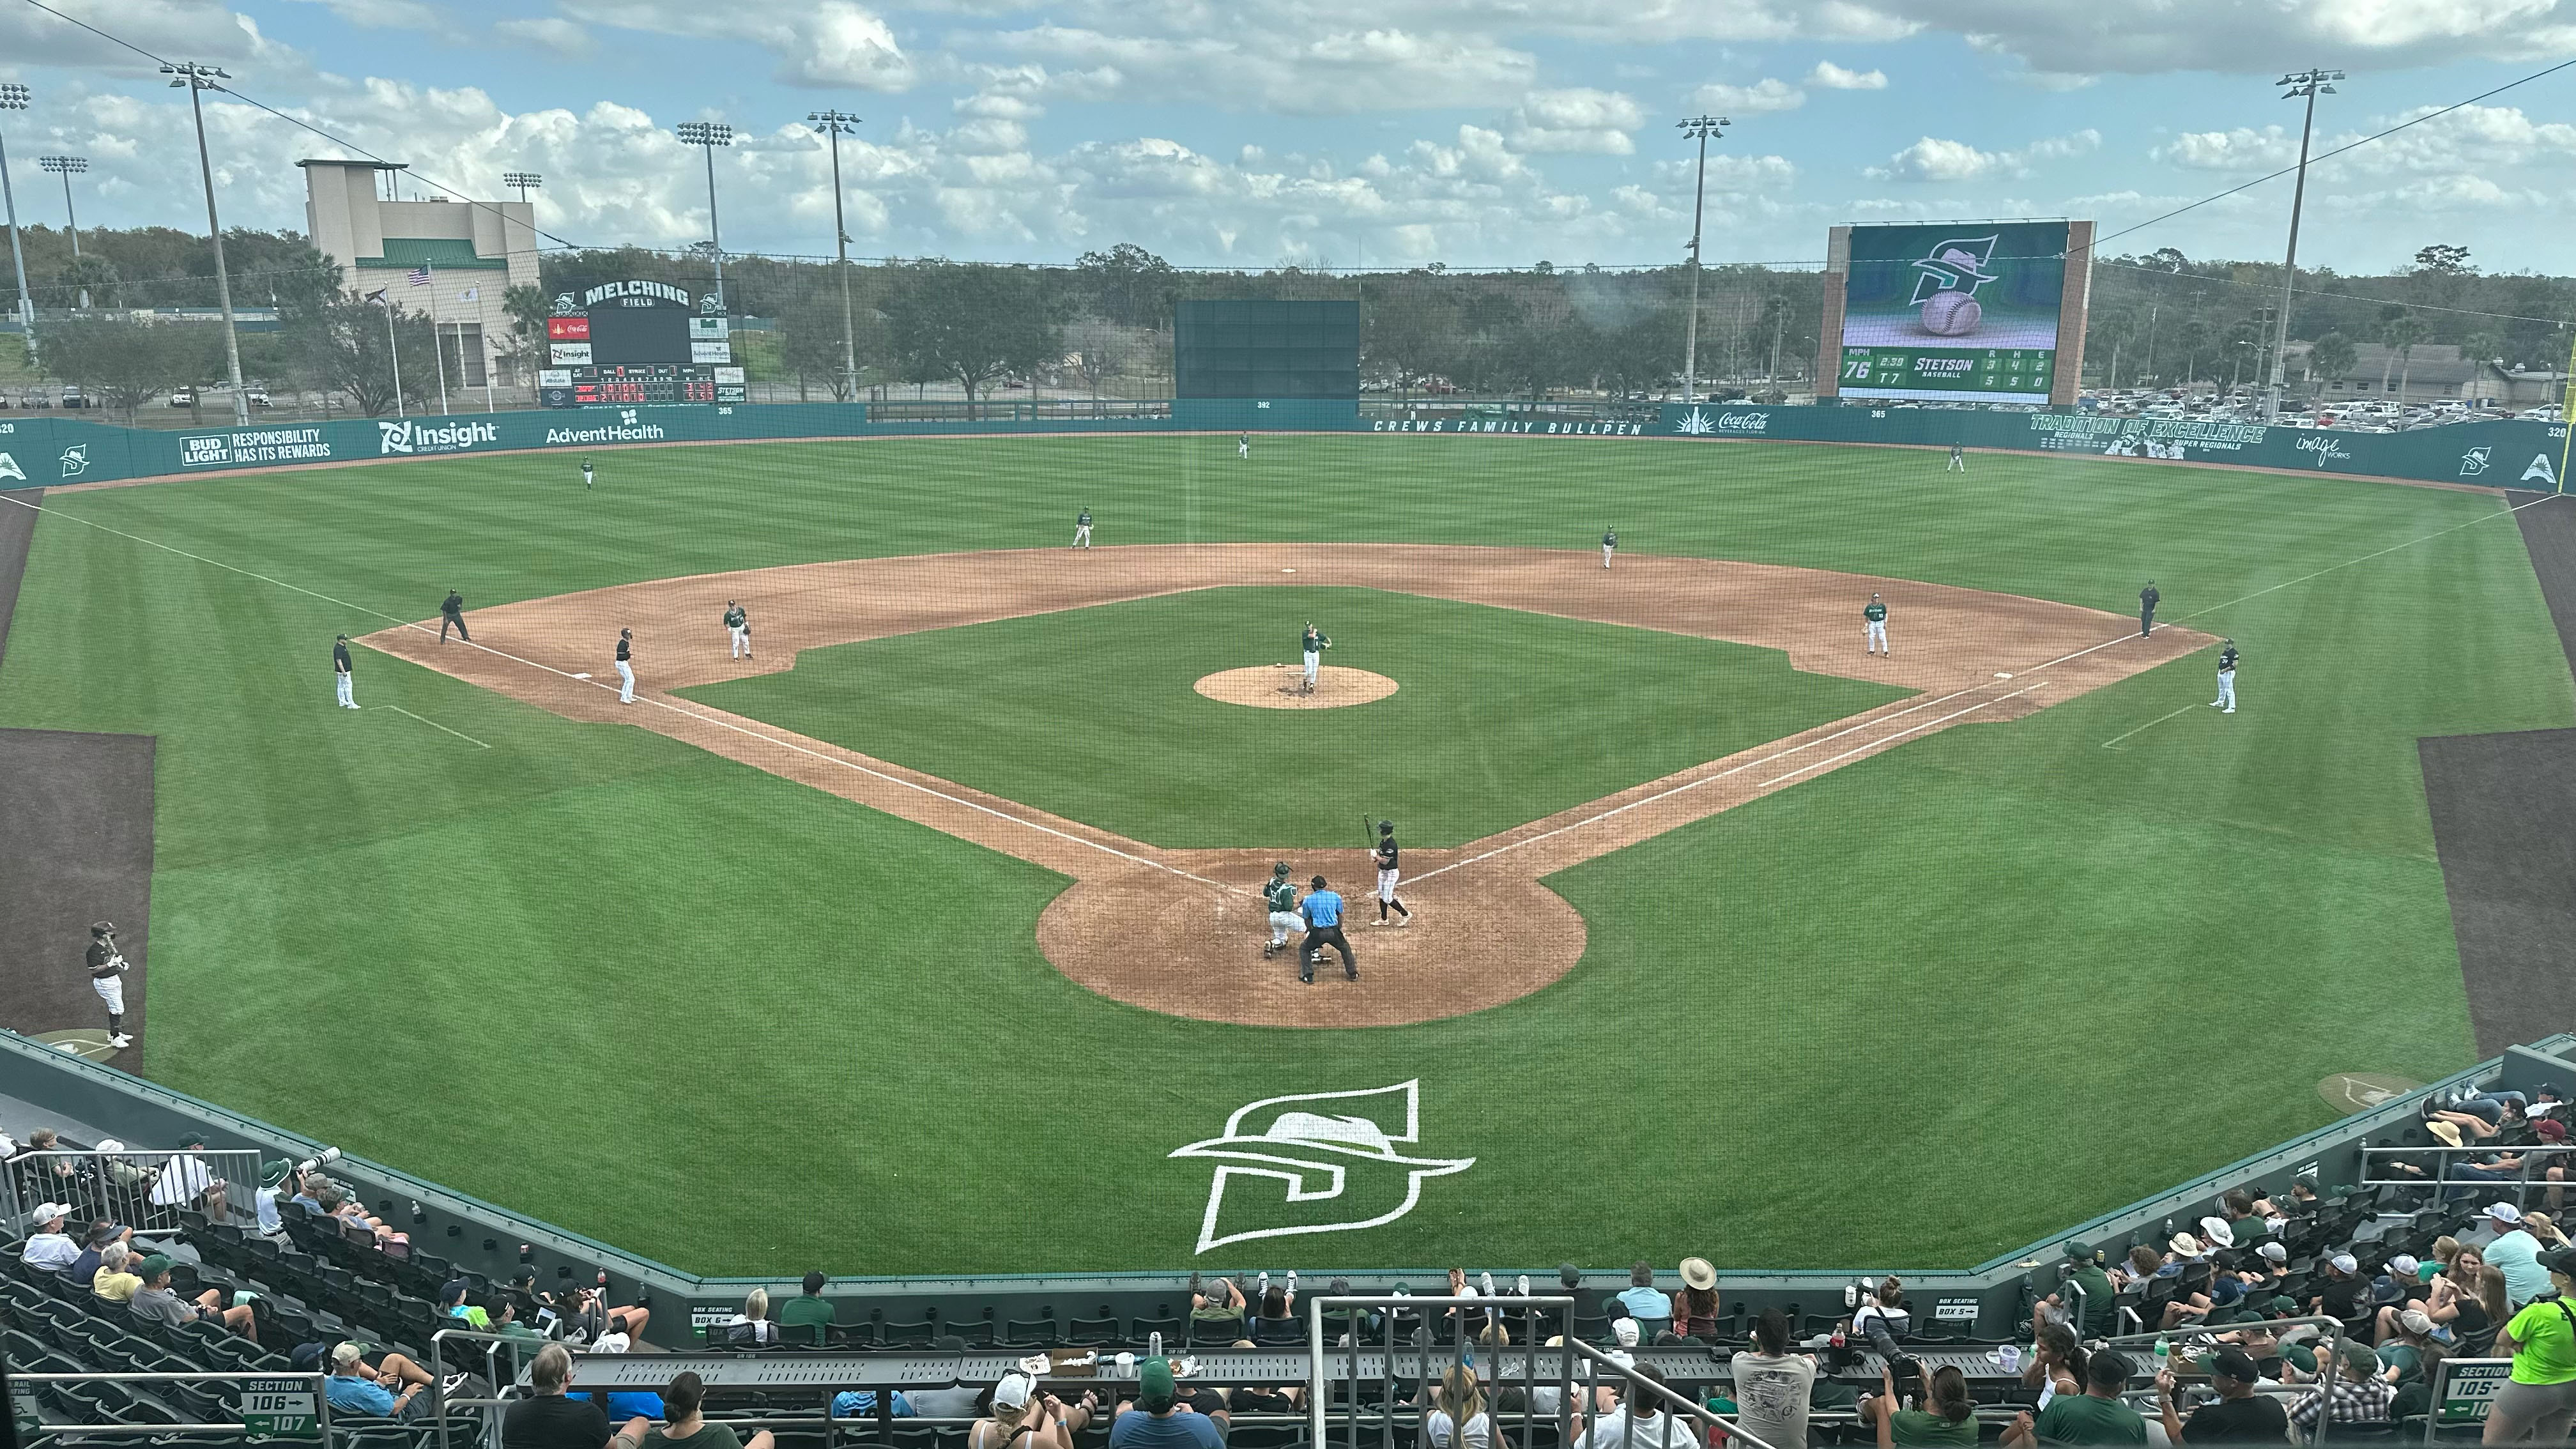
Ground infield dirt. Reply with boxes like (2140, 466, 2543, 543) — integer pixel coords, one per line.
(365, 544, 2209, 1027)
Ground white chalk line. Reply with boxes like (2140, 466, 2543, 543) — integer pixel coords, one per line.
(385, 705, 491, 749)
(2100, 703, 2200, 751)
(0, 491, 1237, 896)
(2177, 489, 2562, 624)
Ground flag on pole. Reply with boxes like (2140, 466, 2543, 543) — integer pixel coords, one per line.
(364, 288, 388, 305)
(457, 286, 479, 302)
(407, 265, 431, 288)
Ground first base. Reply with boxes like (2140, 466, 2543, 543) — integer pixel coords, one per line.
(572, 671, 593, 679)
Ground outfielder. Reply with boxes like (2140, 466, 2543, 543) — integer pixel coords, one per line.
(333, 633, 359, 709)
(88, 922, 132, 1050)
(1946, 441, 1966, 473)
(724, 601, 751, 659)
(1602, 527, 1618, 569)
(615, 628, 636, 705)
(1074, 508, 1093, 549)
(1262, 862, 1299, 959)
(1863, 594, 1889, 656)
(2139, 581, 2160, 638)
(1298, 875, 1356, 983)
(581, 458, 595, 491)
(438, 588, 471, 643)
(1370, 821, 1413, 927)
(1239, 433, 1251, 461)
(1300, 622, 1331, 694)
(2211, 639, 2240, 714)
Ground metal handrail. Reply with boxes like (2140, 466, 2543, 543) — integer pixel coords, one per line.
(2418, 1356, 2511, 1443)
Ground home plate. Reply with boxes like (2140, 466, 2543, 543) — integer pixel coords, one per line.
(1995, 672, 2013, 679)
(572, 671, 593, 679)
(1282, 568, 1296, 573)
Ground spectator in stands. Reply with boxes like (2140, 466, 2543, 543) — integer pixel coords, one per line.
(2288, 1340, 2394, 1434)
(2486, 1204, 2552, 1308)
(2451, 1142, 2533, 1191)
(1110, 1357, 1223, 1449)
(2037, 1241, 2116, 1338)
(725, 1287, 781, 1345)
(2247, 1241, 2291, 1294)
(1574, 1363, 1673, 1449)
(252, 1158, 295, 1238)
(2150, 1347, 2286, 1445)
(1252, 1272, 1301, 1344)
(442, 1279, 493, 1330)
(487, 1296, 547, 1346)
(1850, 1278, 1910, 1357)
(2004, 1348, 2145, 1447)
(307, 1181, 408, 1250)
(592, 1314, 634, 1354)
(2375, 1254, 2433, 1310)
(2021, 1323, 2085, 1402)
(16, 1130, 80, 1198)
(2538, 1122, 2571, 1211)
(505, 1344, 611, 1449)
(17, 1202, 79, 1273)
(1187, 1274, 1245, 1343)
(1669, 1259, 1722, 1341)
(2430, 1102, 2504, 1142)
(2482, 1246, 2576, 1443)
(1421, 1362, 1492, 1449)
(127, 1254, 258, 1342)
(2377, 1308, 2448, 1388)
(2308, 1253, 2366, 1323)
(324, 1340, 453, 1420)
(150, 1133, 222, 1213)
(2529, 1214, 2572, 1251)
(66, 1220, 126, 1285)
(781, 1271, 835, 1344)
(616, 1370, 771, 1449)
(544, 1284, 651, 1347)
(969, 1372, 1095, 1449)
(1730, 1307, 1814, 1449)
(1863, 1361, 1976, 1448)
(90, 1242, 142, 1305)
(1617, 1262, 1673, 1328)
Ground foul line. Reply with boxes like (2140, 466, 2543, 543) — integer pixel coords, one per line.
(0, 492, 1237, 896)
(2177, 490, 2563, 624)
(2100, 703, 2199, 751)
(385, 705, 491, 749)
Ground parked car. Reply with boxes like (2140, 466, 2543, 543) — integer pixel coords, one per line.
(59, 386, 86, 409)
(169, 389, 195, 406)
(245, 390, 273, 408)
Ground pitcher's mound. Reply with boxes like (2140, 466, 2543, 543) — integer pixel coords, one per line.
(1195, 665, 1397, 709)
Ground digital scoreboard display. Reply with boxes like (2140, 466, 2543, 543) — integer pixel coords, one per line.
(1832, 220, 2071, 404)
(541, 278, 735, 408)
(540, 364, 744, 409)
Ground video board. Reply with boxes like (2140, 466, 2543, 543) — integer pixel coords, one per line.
(1823, 221, 2089, 406)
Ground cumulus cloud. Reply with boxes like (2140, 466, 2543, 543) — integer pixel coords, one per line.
(1807, 60, 1887, 88)
(1933, 0, 2576, 73)
(1505, 88, 1644, 153)
(559, 0, 914, 89)
(985, 22, 1537, 114)
(1694, 78, 1806, 112)
(2154, 126, 2299, 171)
(493, 17, 593, 56)
(1867, 128, 2097, 180)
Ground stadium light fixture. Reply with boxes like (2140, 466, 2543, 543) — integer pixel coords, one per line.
(809, 110, 862, 400)
(503, 171, 542, 204)
(165, 63, 252, 425)
(676, 120, 733, 311)
(1676, 115, 1728, 405)
(0, 84, 32, 339)
(2263, 69, 2343, 424)
(40, 156, 89, 307)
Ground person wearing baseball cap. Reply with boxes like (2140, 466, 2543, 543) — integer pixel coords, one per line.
(2375, 1254, 2432, 1310)
(2287, 1339, 2395, 1434)
(2310, 1253, 2365, 1322)
(126, 1253, 259, 1343)
(1110, 1358, 1222, 1449)
(18, 1202, 79, 1274)
(2005, 1348, 2143, 1448)
(2152, 1346, 2286, 1446)
(781, 1271, 835, 1346)
(2487, 1203, 2553, 1308)
(2484, 1245, 2576, 1442)
(972, 1370, 1096, 1449)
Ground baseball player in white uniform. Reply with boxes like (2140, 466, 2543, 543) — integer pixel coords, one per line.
(1262, 863, 1299, 958)
(88, 922, 132, 1048)
(2212, 640, 2240, 714)
(1602, 528, 1617, 569)
(1300, 622, 1330, 694)
(1863, 594, 1889, 656)
(1073, 508, 1093, 549)
(724, 601, 751, 659)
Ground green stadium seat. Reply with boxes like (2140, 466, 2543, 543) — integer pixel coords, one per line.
(1066, 1315, 1121, 1346)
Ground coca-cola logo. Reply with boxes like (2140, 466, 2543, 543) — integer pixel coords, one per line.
(1714, 410, 1770, 432)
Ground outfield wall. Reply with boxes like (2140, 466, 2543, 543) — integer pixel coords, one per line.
(0, 399, 2562, 491)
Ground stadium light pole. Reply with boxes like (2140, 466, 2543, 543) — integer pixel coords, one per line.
(166, 62, 252, 425)
(40, 155, 89, 308)
(0, 85, 32, 345)
(2264, 68, 2342, 424)
(809, 110, 862, 401)
(503, 171, 542, 204)
(676, 121, 733, 312)
(1676, 114, 1727, 405)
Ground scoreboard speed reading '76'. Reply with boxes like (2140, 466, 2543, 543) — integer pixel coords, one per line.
(1817, 218, 2094, 408)
(539, 279, 741, 409)
(1839, 346, 2055, 397)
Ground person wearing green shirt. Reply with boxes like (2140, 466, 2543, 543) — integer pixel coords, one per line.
(1262, 863, 1299, 959)
(1864, 595, 1890, 656)
(781, 1271, 837, 1345)
(2042, 1243, 2119, 1340)
(2485, 1247, 2576, 1444)
(2005, 1350, 2145, 1446)
(1864, 1363, 1978, 1448)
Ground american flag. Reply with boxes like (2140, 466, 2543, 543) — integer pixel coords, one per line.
(407, 265, 431, 288)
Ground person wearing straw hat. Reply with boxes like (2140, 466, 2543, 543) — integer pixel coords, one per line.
(1670, 1257, 1722, 1341)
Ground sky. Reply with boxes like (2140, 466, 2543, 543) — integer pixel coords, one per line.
(1, 0, 2574, 275)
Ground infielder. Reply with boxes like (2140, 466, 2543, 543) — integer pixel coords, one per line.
(2211, 639, 2240, 714)
(1239, 433, 1251, 461)
(581, 458, 595, 491)
(438, 588, 471, 643)
(1074, 508, 1093, 549)
(615, 628, 636, 705)
(1946, 441, 1966, 473)
(1371, 821, 1413, 927)
(1863, 594, 1889, 656)
(1300, 622, 1331, 694)
(88, 921, 132, 1050)
(333, 634, 358, 709)
(1262, 862, 1299, 959)
(1298, 875, 1356, 983)
(1602, 528, 1618, 569)
(724, 601, 751, 659)
(2139, 581, 2160, 638)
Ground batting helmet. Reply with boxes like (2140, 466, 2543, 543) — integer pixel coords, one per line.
(1272, 861, 1291, 875)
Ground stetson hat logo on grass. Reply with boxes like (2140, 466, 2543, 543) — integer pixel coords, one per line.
(1169, 1080, 1473, 1254)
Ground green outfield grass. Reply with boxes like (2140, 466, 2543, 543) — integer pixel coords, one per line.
(680, 586, 1905, 847)
(0, 434, 2565, 1276)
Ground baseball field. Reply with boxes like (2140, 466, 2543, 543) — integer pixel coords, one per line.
(0, 433, 2564, 1276)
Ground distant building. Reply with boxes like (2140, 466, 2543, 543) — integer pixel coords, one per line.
(298, 159, 539, 387)
(2301, 342, 2517, 406)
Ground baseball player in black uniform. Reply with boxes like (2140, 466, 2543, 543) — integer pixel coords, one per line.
(88, 922, 132, 1049)
(581, 458, 595, 491)
(2138, 581, 2159, 638)
(2211, 639, 2240, 714)
(333, 634, 358, 709)
(1946, 441, 1966, 473)
(1370, 821, 1413, 926)
(438, 588, 471, 643)
(615, 628, 636, 705)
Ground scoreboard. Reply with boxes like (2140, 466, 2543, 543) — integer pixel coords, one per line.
(1837, 346, 2055, 399)
(540, 364, 745, 408)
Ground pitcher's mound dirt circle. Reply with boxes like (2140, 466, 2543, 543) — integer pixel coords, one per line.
(1194, 665, 1399, 709)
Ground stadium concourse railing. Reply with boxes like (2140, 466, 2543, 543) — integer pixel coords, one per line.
(6, 1029, 2573, 1350)
(1, 1146, 264, 1240)
(0, 397, 2561, 490)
